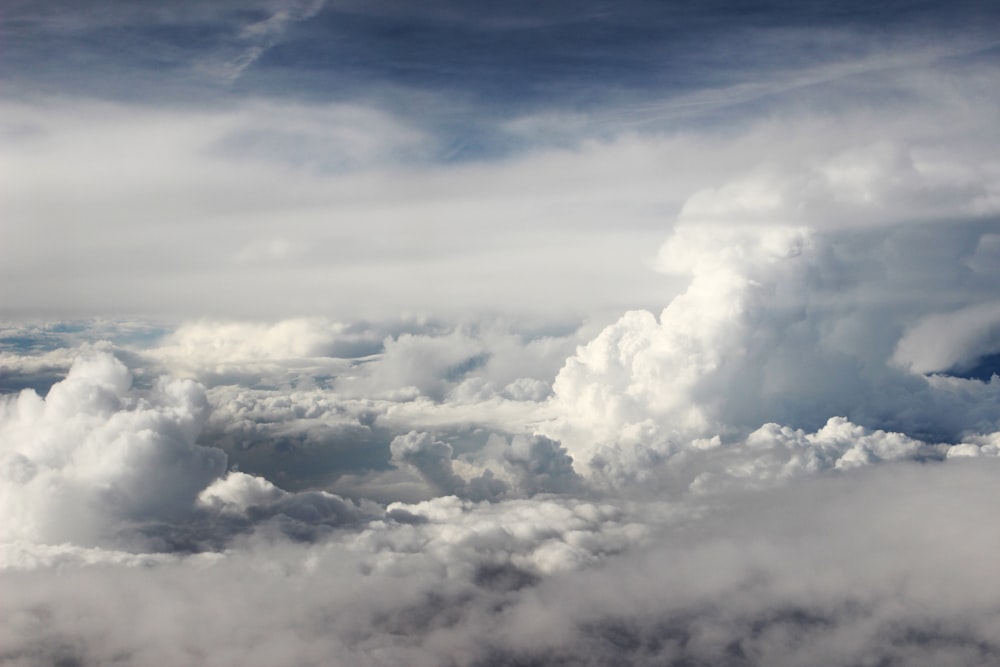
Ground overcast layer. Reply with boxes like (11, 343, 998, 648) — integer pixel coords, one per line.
(2, 1, 1000, 665)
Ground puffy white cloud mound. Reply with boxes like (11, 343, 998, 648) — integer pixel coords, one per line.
(551, 221, 815, 459)
(0, 352, 226, 547)
(549, 144, 1000, 475)
(197, 471, 288, 515)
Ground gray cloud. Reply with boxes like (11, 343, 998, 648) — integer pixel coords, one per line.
(4, 461, 1000, 666)
(390, 431, 470, 497)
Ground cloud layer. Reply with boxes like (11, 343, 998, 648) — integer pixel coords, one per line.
(4, 1, 1000, 665)
(5, 459, 1000, 666)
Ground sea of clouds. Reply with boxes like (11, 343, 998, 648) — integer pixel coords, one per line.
(4, 22, 1000, 663)
(4, 127, 1000, 663)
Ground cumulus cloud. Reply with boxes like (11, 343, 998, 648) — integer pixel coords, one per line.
(0, 353, 225, 547)
(389, 431, 583, 502)
(197, 470, 289, 514)
(3, 310, 1000, 667)
(4, 4, 1000, 664)
(390, 431, 472, 497)
(547, 141, 1000, 475)
(147, 318, 354, 388)
(0, 350, 387, 552)
(502, 434, 582, 496)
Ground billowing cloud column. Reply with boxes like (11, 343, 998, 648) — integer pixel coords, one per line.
(0, 353, 226, 547)
(549, 143, 1000, 477)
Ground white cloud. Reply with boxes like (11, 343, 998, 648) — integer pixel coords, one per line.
(4, 9, 1000, 665)
(1, 329, 1000, 666)
(546, 136, 1000, 472)
(0, 353, 226, 547)
(197, 470, 288, 514)
(199, 0, 328, 84)
(549, 220, 817, 456)
(148, 319, 351, 386)
(893, 301, 1000, 375)
(675, 141, 999, 230)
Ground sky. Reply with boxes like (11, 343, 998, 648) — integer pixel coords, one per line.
(2, 1, 1000, 665)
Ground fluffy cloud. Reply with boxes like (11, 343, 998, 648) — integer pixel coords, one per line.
(552, 222, 813, 451)
(3, 314, 1000, 667)
(197, 470, 288, 514)
(4, 460, 1000, 666)
(4, 4, 1000, 664)
(502, 434, 582, 496)
(0, 351, 385, 551)
(389, 431, 583, 502)
(390, 431, 473, 497)
(548, 141, 1000, 475)
(0, 353, 225, 547)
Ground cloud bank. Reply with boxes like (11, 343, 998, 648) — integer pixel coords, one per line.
(4, 1, 1000, 665)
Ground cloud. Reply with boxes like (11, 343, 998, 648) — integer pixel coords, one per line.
(0, 349, 387, 551)
(0, 95, 653, 319)
(476, 461, 1000, 667)
(1, 296, 1000, 666)
(0, 353, 226, 548)
(390, 431, 470, 497)
(502, 434, 582, 496)
(5, 62, 996, 323)
(893, 301, 1000, 375)
(146, 318, 353, 387)
(4, 70, 997, 323)
(197, 470, 288, 514)
(4, 460, 1000, 666)
(547, 138, 1000, 473)
(388, 431, 582, 501)
(549, 221, 817, 455)
(3, 5, 1000, 664)
(672, 141, 998, 230)
(204, 0, 327, 84)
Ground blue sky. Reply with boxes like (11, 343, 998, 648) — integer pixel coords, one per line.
(6, 0, 999, 152)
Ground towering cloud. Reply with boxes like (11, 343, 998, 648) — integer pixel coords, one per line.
(0, 353, 225, 548)
(548, 143, 1000, 477)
